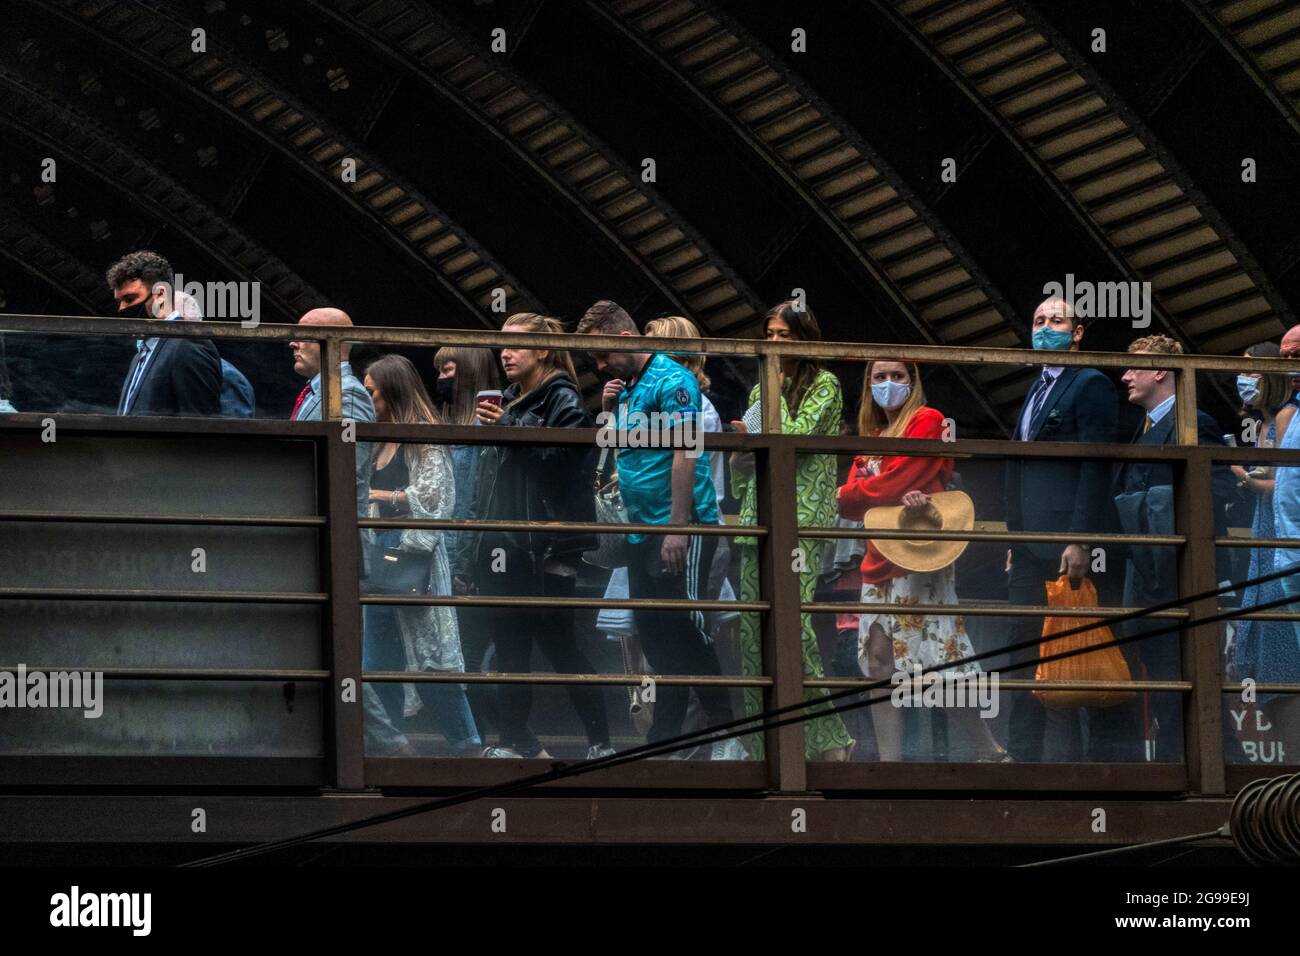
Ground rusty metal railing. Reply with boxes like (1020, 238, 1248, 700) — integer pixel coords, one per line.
(2, 313, 1300, 796)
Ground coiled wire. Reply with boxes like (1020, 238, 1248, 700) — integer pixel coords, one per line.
(1231, 772, 1300, 865)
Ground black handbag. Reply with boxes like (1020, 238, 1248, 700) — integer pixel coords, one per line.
(365, 544, 433, 595)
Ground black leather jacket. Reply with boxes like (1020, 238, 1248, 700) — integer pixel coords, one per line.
(456, 372, 597, 578)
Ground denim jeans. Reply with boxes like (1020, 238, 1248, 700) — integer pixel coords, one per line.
(362, 530, 480, 754)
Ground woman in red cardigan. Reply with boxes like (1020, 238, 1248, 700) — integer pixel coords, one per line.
(837, 360, 1008, 762)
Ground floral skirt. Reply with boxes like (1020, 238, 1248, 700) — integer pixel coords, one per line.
(858, 564, 981, 679)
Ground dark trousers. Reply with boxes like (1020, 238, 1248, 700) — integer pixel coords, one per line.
(626, 534, 729, 743)
(1006, 548, 1052, 762)
(1122, 561, 1184, 761)
(481, 566, 609, 756)
(1008, 546, 1140, 761)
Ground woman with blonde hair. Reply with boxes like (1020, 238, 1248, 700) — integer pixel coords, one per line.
(361, 354, 480, 755)
(731, 301, 853, 761)
(456, 313, 613, 760)
(837, 359, 1006, 762)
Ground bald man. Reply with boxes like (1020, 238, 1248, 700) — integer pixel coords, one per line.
(1004, 296, 1122, 762)
(1274, 326, 1300, 610)
(289, 307, 375, 537)
(290, 309, 414, 754)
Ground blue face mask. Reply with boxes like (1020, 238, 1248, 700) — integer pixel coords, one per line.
(871, 379, 911, 410)
(1237, 374, 1261, 406)
(1032, 326, 1075, 351)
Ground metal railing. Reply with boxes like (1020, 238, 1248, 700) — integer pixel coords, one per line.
(2, 312, 1299, 797)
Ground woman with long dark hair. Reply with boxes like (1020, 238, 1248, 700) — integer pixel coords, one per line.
(432, 345, 500, 578)
(731, 301, 854, 761)
(457, 314, 613, 760)
(361, 354, 480, 755)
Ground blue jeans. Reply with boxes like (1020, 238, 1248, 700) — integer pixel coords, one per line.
(362, 531, 480, 754)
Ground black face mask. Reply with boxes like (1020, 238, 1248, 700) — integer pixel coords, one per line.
(434, 375, 456, 405)
(117, 295, 153, 320)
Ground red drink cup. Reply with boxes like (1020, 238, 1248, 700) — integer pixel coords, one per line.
(476, 389, 503, 408)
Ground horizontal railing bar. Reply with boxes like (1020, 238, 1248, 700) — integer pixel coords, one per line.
(359, 517, 766, 536)
(1220, 683, 1300, 694)
(4, 314, 1297, 373)
(0, 588, 327, 603)
(806, 677, 1194, 691)
(1226, 611, 1300, 621)
(785, 434, 1300, 462)
(0, 511, 325, 527)
(350, 423, 1300, 462)
(0, 414, 330, 438)
(803, 601, 1190, 618)
(360, 595, 767, 611)
(363, 671, 772, 687)
(1215, 536, 1300, 548)
(800, 527, 1184, 544)
(5, 414, 1300, 466)
(0, 665, 329, 681)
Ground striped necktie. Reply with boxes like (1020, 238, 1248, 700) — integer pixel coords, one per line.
(1023, 369, 1052, 439)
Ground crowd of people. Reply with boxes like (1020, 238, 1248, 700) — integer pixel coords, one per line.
(6, 247, 1298, 763)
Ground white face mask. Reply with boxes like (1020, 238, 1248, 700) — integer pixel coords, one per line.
(871, 379, 911, 410)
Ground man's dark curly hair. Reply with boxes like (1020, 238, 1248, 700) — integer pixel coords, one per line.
(105, 250, 173, 291)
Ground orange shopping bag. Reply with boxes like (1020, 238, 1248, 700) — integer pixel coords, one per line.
(1033, 576, 1134, 709)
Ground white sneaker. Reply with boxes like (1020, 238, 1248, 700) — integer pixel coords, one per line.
(586, 744, 617, 760)
(709, 737, 749, 761)
(481, 746, 523, 758)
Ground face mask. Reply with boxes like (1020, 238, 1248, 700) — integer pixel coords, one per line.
(1032, 326, 1075, 351)
(1237, 374, 1261, 406)
(117, 296, 152, 320)
(871, 379, 911, 410)
(434, 375, 456, 405)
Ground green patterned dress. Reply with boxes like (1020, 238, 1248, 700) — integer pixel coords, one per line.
(733, 369, 853, 758)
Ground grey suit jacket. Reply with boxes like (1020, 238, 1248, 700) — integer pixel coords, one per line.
(293, 361, 375, 527)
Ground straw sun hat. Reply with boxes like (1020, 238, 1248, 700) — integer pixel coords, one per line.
(862, 490, 975, 574)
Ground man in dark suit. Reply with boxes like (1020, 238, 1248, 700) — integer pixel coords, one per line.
(106, 251, 220, 417)
(1004, 296, 1125, 761)
(1113, 335, 1233, 761)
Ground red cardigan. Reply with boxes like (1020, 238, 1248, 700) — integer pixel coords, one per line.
(836, 406, 954, 584)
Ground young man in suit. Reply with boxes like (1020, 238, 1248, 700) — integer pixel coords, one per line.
(1004, 296, 1122, 762)
(1114, 335, 1233, 761)
(107, 251, 221, 417)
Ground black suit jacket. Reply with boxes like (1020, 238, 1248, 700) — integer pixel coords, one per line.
(118, 337, 222, 417)
(1005, 365, 1119, 562)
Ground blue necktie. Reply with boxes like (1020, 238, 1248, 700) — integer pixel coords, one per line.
(120, 340, 152, 414)
(1023, 369, 1052, 439)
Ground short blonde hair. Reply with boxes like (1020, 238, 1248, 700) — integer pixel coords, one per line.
(1128, 335, 1182, 355)
(644, 315, 710, 391)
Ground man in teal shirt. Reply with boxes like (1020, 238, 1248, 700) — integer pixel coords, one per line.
(579, 301, 740, 759)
